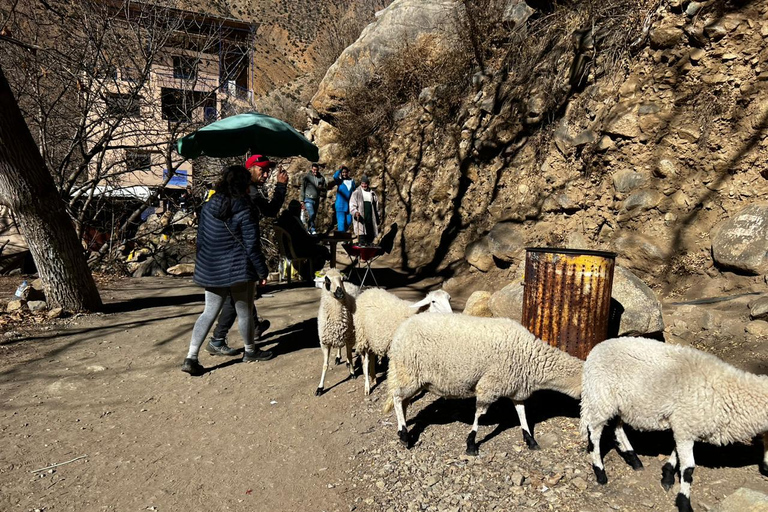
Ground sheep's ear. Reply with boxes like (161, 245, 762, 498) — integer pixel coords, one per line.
(324, 276, 331, 291)
(410, 297, 431, 309)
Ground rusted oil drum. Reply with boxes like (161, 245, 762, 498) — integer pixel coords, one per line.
(521, 248, 616, 360)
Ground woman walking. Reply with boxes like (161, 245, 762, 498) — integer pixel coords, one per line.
(182, 165, 270, 376)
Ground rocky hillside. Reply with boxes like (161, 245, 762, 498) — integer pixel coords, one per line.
(308, 0, 768, 302)
(177, 0, 391, 94)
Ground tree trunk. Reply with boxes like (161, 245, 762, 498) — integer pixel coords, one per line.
(0, 65, 102, 312)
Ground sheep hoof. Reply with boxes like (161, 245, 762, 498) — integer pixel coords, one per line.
(315, 387, 324, 396)
(335, 357, 342, 365)
(675, 493, 693, 512)
(522, 431, 539, 450)
(398, 428, 410, 448)
(620, 450, 644, 471)
(661, 462, 676, 491)
(465, 432, 478, 456)
(760, 462, 768, 477)
(593, 465, 608, 485)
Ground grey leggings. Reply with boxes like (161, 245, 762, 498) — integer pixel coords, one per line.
(186, 282, 255, 359)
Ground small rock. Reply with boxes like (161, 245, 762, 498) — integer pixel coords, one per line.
(510, 472, 525, 486)
(27, 300, 47, 312)
(746, 320, 768, 337)
(689, 49, 706, 63)
(47, 307, 64, 319)
(571, 477, 588, 491)
(704, 22, 727, 40)
(712, 487, 768, 511)
(750, 296, 768, 320)
(6, 299, 26, 312)
(722, 53, 738, 61)
(686, 2, 703, 16)
(597, 136, 615, 152)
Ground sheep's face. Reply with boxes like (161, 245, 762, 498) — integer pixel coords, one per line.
(324, 271, 346, 300)
(411, 290, 453, 313)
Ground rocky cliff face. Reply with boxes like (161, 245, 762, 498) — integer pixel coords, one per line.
(309, 0, 768, 303)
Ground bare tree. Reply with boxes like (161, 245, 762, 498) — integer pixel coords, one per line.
(0, 65, 102, 311)
(2, 0, 255, 260)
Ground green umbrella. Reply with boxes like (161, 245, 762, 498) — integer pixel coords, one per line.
(177, 112, 319, 161)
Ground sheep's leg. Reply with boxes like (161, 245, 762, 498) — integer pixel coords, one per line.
(335, 346, 342, 366)
(615, 420, 643, 470)
(393, 395, 410, 448)
(513, 400, 539, 450)
(466, 402, 490, 456)
(588, 423, 608, 485)
(345, 342, 356, 379)
(674, 438, 695, 512)
(661, 450, 679, 491)
(368, 354, 376, 391)
(761, 432, 768, 477)
(316, 344, 331, 396)
(363, 352, 375, 395)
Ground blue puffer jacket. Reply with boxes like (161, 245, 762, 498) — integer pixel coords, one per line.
(193, 194, 268, 287)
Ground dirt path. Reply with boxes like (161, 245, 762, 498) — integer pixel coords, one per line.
(1, 276, 766, 512)
(0, 277, 397, 511)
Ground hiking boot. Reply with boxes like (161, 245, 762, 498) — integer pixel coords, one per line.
(255, 319, 271, 341)
(243, 347, 274, 362)
(205, 338, 239, 356)
(181, 358, 205, 376)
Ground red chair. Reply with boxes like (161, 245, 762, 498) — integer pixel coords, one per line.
(342, 243, 384, 288)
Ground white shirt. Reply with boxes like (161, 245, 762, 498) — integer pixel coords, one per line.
(362, 190, 373, 202)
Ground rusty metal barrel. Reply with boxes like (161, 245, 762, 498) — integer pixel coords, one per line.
(521, 248, 616, 360)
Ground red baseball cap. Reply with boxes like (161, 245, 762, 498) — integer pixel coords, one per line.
(245, 154, 274, 170)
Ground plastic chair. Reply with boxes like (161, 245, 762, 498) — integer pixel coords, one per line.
(273, 226, 313, 284)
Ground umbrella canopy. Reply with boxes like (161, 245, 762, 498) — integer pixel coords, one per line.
(177, 112, 319, 161)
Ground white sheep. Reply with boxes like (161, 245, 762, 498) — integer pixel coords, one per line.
(355, 288, 453, 396)
(316, 269, 357, 396)
(384, 313, 583, 455)
(580, 337, 768, 512)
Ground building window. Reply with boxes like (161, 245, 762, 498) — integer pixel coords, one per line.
(161, 88, 214, 122)
(173, 56, 197, 80)
(125, 150, 152, 172)
(105, 93, 140, 118)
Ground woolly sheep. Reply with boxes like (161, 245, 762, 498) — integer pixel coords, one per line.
(316, 269, 357, 396)
(581, 337, 768, 512)
(355, 288, 453, 396)
(384, 314, 583, 455)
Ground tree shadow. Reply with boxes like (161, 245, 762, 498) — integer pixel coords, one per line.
(263, 318, 320, 356)
(103, 292, 203, 313)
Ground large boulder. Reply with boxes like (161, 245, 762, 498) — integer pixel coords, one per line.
(711, 204, 768, 274)
(486, 222, 525, 263)
(488, 280, 525, 322)
(465, 238, 495, 272)
(610, 266, 664, 336)
(310, 0, 459, 115)
(463, 291, 494, 317)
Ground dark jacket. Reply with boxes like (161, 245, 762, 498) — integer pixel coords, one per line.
(300, 172, 326, 201)
(194, 194, 268, 287)
(252, 182, 287, 221)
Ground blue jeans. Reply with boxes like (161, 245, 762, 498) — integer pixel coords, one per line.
(304, 199, 318, 232)
(336, 211, 352, 232)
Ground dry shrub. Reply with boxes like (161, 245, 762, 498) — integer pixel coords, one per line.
(335, 33, 473, 153)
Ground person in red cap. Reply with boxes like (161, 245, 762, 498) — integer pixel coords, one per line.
(204, 154, 289, 359)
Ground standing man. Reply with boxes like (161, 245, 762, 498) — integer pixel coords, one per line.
(349, 175, 380, 245)
(332, 166, 356, 232)
(300, 162, 326, 235)
(205, 154, 288, 360)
